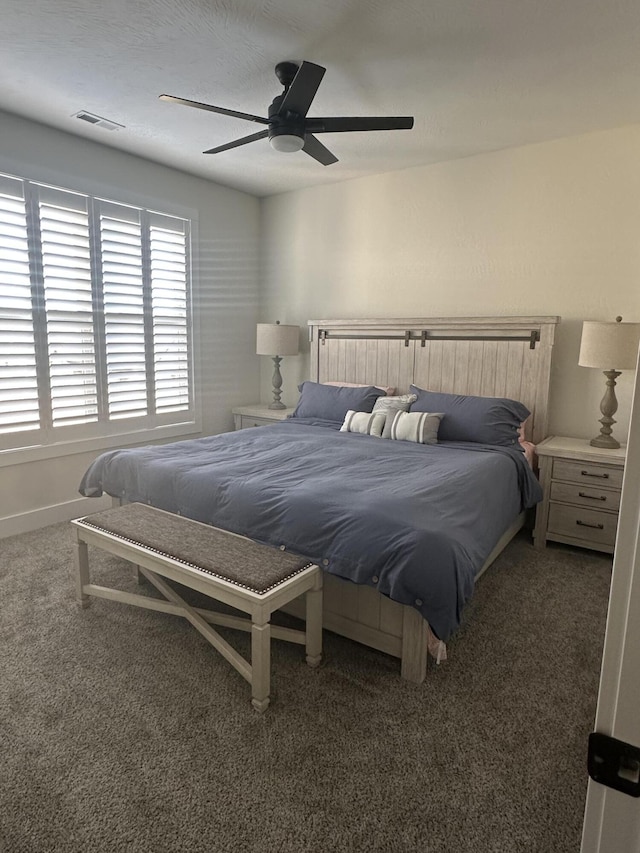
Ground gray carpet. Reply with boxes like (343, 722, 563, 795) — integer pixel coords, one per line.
(0, 522, 611, 853)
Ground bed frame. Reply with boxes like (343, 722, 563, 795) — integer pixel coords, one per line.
(283, 316, 559, 682)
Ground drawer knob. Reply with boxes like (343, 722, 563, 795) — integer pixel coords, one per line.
(577, 519, 605, 530)
(581, 470, 609, 479)
(578, 492, 607, 502)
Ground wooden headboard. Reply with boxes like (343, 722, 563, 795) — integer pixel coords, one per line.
(308, 316, 559, 445)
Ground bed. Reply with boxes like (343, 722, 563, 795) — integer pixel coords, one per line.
(79, 315, 559, 682)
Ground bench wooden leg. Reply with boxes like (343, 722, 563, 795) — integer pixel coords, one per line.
(131, 565, 143, 585)
(251, 621, 271, 713)
(75, 538, 91, 609)
(305, 578, 323, 668)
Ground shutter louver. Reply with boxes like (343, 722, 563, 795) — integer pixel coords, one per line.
(99, 209, 148, 419)
(0, 179, 40, 434)
(39, 190, 97, 427)
(150, 222, 190, 414)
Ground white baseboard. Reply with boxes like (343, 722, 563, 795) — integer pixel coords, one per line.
(0, 495, 113, 540)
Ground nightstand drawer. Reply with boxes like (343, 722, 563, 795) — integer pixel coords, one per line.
(549, 481, 621, 512)
(552, 458, 624, 489)
(238, 416, 277, 429)
(548, 503, 618, 548)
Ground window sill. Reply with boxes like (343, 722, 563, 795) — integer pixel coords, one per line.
(0, 420, 203, 469)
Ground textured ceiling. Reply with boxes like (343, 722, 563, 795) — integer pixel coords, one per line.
(2, 0, 640, 197)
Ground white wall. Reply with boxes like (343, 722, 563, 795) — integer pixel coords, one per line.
(260, 124, 640, 440)
(0, 110, 260, 536)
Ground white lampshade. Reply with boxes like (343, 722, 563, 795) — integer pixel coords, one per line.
(256, 323, 300, 356)
(579, 319, 640, 370)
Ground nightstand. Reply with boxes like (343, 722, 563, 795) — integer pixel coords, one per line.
(533, 436, 626, 554)
(232, 404, 295, 430)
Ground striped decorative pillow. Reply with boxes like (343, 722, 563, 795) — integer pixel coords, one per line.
(382, 409, 443, 444)
(340, 410, 387, 438)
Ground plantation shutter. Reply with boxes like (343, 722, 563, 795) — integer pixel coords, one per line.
(149, 213, 190, 415)
(0, 170, 193, 450)
(97, 202, 148, 420)
(38, 186, 97, 427)
(0, 175, 40, 434)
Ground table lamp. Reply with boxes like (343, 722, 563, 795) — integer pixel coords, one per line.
(256, 322, 300, 409)
(578, 316, 640, 448)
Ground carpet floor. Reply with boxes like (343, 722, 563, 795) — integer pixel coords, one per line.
(0, 522, 611, 853)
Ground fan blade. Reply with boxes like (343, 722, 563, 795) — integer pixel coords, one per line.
(278, 62, 326, 118)
(159, 94, 269, 125)
(203, 129, 270, 155)
(306, 116, 414, 133)
(302, 134, 338, 166)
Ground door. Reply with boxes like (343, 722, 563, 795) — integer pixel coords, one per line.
(581, 352, 640, 853)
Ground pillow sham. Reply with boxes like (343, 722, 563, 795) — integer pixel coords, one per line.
(324, 381, 396, 396)
(372, 393, 417, 414)
(382, 408, 443, 445)
(340, 410, 387, 438)
(291, 381, 385, 422)
(409, 386, 530, 447)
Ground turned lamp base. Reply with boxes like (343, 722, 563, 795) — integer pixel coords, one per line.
(268, 355, 287, 409)
(590, 369, 622, 449)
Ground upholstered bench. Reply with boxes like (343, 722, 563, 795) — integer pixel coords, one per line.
(71, 503, 322, 712)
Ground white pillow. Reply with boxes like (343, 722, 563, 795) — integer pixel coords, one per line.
(372, 393, 417, 414)
(340, 409, 387, 438)
(383, 410, 443, 445)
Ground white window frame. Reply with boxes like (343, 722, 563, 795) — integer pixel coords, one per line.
(0, 169, 201, 467)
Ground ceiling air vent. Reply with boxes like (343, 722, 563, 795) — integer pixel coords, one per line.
(73, 111, 124, 131)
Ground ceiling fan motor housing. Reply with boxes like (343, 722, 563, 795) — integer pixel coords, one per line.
(268, 97, 305, 146)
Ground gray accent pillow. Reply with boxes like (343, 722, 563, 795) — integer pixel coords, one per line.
(382, 408, 443, 444)
(291, 381, 385, 422)
(372, 393, 417, 414)
(410, 386, 530, 447)
(340, 410, 386, 437)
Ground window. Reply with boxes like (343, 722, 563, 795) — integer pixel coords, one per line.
(0, 172, 193, 451)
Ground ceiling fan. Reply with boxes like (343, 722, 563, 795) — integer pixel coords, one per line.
(160, 60, 414, 166)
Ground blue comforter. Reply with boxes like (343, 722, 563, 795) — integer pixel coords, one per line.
(79, 419, 542, 640)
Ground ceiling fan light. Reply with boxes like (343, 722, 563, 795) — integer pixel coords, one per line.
(270, 134, 304, 153)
